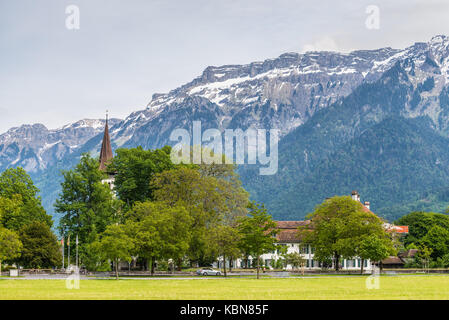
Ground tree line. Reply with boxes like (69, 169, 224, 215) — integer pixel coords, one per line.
(55, 146, 279, 279)
(395, 211, 449, 268)
(2, 144, 448, 277)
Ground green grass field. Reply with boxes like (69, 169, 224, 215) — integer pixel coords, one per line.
(1, 275, 449, 299)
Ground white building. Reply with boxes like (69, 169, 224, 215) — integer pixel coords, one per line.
(216, 191, 408, 272)
(217, 220, 373, 272)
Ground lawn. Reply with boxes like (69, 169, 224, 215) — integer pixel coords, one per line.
(1, 275, 449, 299)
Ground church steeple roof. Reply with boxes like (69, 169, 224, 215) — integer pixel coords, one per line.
(99, 112, 113, 172)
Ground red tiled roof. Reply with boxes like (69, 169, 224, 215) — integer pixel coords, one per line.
(361, 205, 374, 214)
(277, 229, 303, 242)
(275, 220, 311, 243)
(387, 225, 409, 234)
(276, 220, 310, 229)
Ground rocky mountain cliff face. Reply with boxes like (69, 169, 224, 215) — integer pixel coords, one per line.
(0, 119, 121, 174)
(109, 46, 403, 150)
(105, 36, 449, 152)
(1, 35, 449, 222)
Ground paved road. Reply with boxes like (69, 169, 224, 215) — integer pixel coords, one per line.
(2, 272, 447, 280)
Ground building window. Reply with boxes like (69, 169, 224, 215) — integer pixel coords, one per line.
(346, 259, 355, 268)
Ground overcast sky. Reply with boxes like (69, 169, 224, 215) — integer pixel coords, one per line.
(1, 0, 448, 133)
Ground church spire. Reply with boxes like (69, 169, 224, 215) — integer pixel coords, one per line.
(99, 111, 113, 171)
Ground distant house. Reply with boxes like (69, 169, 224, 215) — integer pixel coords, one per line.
(380, 256, 405, 269)
(380, 249, 418, 269)
(398, 249, 419, 264)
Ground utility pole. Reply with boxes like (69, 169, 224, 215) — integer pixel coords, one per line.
(68, 234, 71, 268)
(62, 237, 65, 270)
(76, 234, 79, 271)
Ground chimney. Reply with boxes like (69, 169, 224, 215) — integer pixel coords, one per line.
(364, 201, 370, 210)
(351, 190, 360, 202)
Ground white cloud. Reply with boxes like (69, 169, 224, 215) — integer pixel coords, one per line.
(301, 36, 341, 53)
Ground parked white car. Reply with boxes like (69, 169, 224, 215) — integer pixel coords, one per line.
(196, 268, 222, 276)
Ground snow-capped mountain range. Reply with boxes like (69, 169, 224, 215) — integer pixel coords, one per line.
(0, 119, 120, 173)
(1, 35, 449, 219)
(107, 35, 449, 150)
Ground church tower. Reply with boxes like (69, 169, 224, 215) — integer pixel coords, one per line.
(99, 112, 113, 172)
(99, 112, 115, 191)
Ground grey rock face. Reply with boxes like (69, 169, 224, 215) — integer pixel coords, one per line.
(0, 119, 121, 173)
(106, 36, 449, 152)
(109, 47, 401, 149)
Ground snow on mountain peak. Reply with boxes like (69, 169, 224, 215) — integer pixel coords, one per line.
(0, 118, 121, 172)
(3, 35, 449, 173)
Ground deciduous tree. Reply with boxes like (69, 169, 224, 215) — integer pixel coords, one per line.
(208, 225, 241, 277)
(396, 211, 449, 260)
(299, 196, 390, 271)
(0, 168, 52, 230)
(359, 234, 395, 273)
(0, 227, 22, 274)
(17, 221, 62, 269)
(152, 166, 248, 266)
(55, 154, 123, 263)
(125, 201, 192, 274)
(237, 203, 278, 279)
(109, 146, 175, 206)
(92, 224, 134, 279)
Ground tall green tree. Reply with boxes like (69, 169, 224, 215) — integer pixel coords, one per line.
(125, 201, 192, 274)
(299, 196, 390, 271)
(16, 221, 62, 269)
(208, 225, 241, 277)
(0, 227, 22, 274)
(157, 204, 192, 270)
(359, 234, 395, 273)
(55, 153, 123, 264)
(152, 166, 248, 265)
(416, 245, 432, 271)
(396, 211, 449, 260)
(83, 231, 111, 272)
(198, 161, 249, 225)
(237, 203, 278, 279)
(92, 224, 134, 279)
(109, 146, 176, 206)
(0, 167, 52, 230)
(421, 225, 449, 259)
